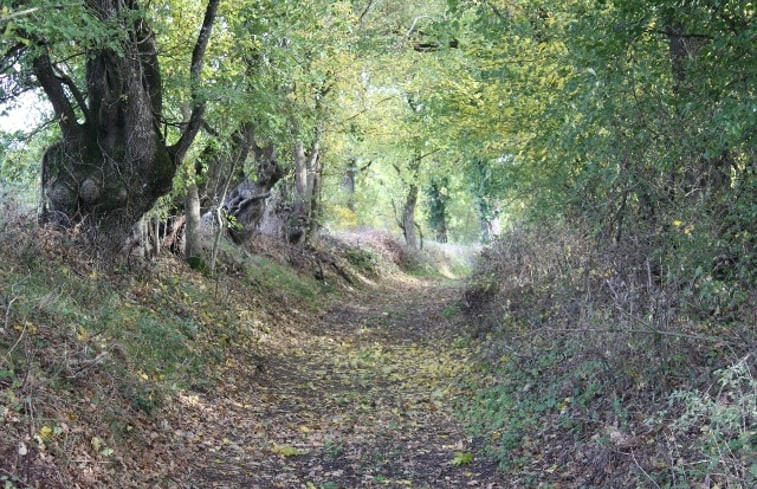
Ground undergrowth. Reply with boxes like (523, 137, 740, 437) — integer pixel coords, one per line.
(462, 220, 755, 488)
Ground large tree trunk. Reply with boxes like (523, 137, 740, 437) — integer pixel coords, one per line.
(394, 155, 422, 249)
(34, 0, 218, 252)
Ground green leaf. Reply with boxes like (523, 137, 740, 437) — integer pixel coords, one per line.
(450, 451, 474, 466)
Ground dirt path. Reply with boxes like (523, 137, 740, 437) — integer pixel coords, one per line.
(176, 278, 502, 489)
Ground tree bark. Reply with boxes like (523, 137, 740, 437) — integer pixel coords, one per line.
(307, 142, 322, 240)
(341, 159, 372, 213)
(394, 155, 422, 249)
(341, 159, 357, 212)
(34, 0, 219, 252)
(221, 143, 283, 244)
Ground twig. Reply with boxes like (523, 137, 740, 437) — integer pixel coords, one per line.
(484, 0, 509, 23)
(1, 320, 26, 367)
(358, 0, 374, 27)
(406, 15, 435, 37)
(2, 296, 17, 333)
(629, 448, 662, 489)
(0, 468, 34, 488)
(533, 326, 732, 344)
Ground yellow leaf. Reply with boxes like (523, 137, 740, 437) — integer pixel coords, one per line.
(271, 443, 309, 457)
(90, 436, 103, 452)
(38, 425, 53, 441)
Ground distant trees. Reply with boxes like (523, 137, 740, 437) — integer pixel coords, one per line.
(425, 176, 449, 243)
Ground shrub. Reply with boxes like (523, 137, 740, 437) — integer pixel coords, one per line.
(461, 218, 755, 486)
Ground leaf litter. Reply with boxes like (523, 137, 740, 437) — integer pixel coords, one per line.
(178, 277, 503, 488)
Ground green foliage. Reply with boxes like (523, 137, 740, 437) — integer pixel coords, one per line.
(450, 451, 474, 466)
(343, 247, 381, 279)
(245, 254, 325, 301)
(651, 359, 756, 488)
(186, 255, 210, 274)
(0, 129, 52, 203)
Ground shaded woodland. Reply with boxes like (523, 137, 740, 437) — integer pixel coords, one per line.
(0, 1, 754, 487)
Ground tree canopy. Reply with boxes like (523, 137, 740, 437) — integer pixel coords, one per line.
(0, 0, 753, 264)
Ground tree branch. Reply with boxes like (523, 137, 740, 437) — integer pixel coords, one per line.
(413, 39, 459, 52)
(358, 0, 374, 28)
(418, 148, 440, 161)
(52, 65, 88, 118)
(0, 3, 83, 23)
(653, 29, 713, 40)
(32, 52, 80, 140)
(406, 15, 435, 37)
(392, 162, 408, 185)
(169, 0, 220, 164)
(337, 95, 396, 126)
(359, 160, 373, 172)
(484, 0, 509, 23)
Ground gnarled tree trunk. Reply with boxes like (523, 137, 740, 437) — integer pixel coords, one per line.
(34, 0, 218, 252)
(221, 143, 283, 244)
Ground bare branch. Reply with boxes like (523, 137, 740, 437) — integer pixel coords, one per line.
(337, 95, 396, 126)
(406, 15, 435, 37)
(359, 160, 373, 172)
(484, 0, 509, 23)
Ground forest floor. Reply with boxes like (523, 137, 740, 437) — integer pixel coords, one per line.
(177, 277, 502, 489)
